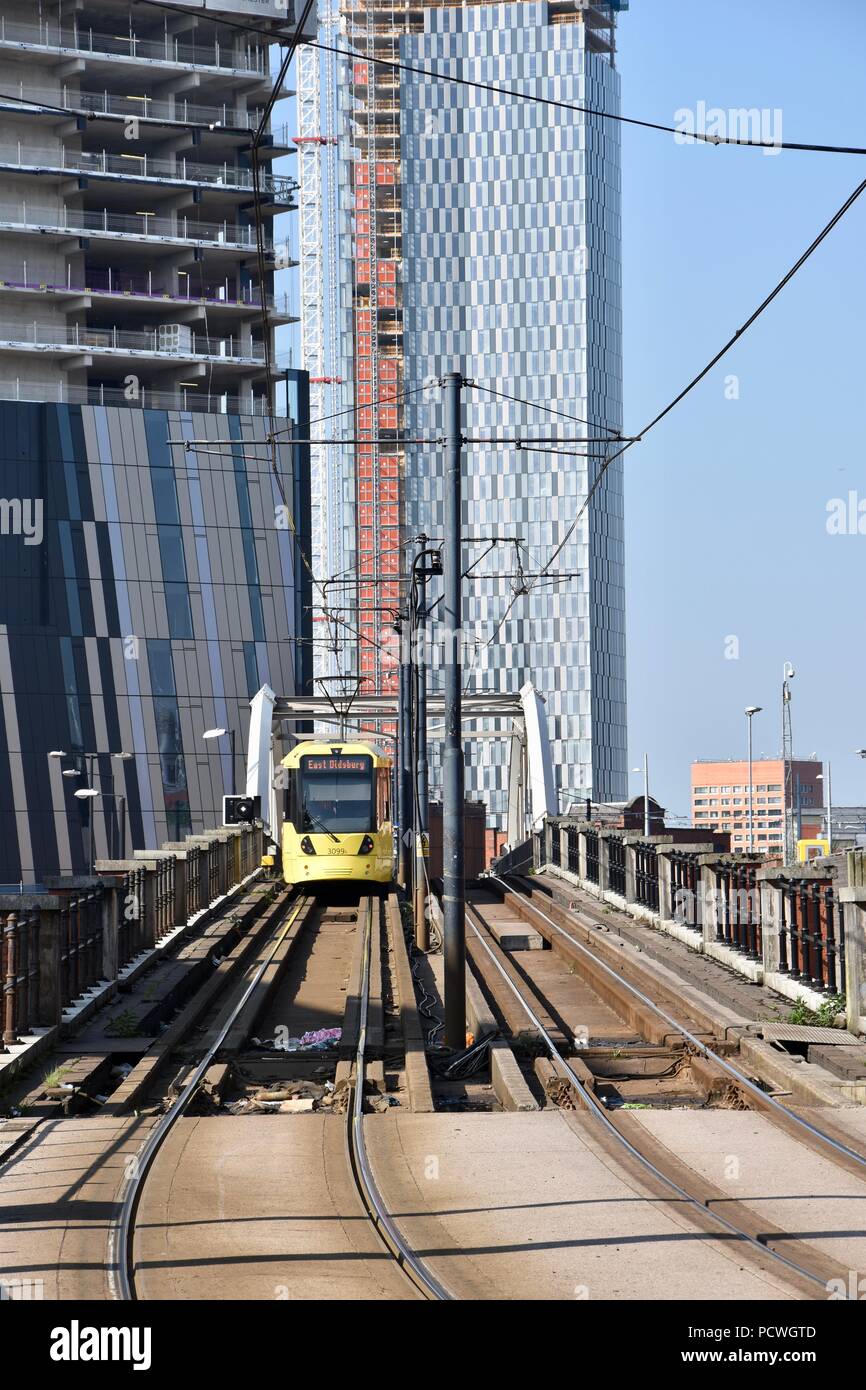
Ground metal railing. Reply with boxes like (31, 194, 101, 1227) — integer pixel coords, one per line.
(585, 829, 600, 884)
(0, 267, 291, 315)
(634, 843, 659, 911)
(0, 17, 267, 74)
(0, 85, 268, 131)
(0, 202, 271, 249)
(116, 864, 145, 968)
(1, 321, 264, 364)
(778, 879, 846, 996)
(0, 826, 261, 1048)
(2, 906, 41, 1044)
(0, 143, 295, 197)
(713, 862, 761, 960)
(207, 841, 221, 903)
(608, 836, 626, 896)
(669, 850, 701, 930)
(0, 380, 276, 416)
(566, 826, 580, 875)
(549, 823, 561, 867)
(58, 888, 104, 1012)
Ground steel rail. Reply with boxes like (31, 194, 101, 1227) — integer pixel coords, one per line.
(466, 901, 833, 1294)
(107, 890, 313, 1301)
(494, 875, 866, 1173)
(345, 897, 452, 1301)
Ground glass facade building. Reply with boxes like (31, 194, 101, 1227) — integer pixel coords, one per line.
(401, 2, 627, 823)
(0, 0, 314, 883)
(0, 396, 311, 885)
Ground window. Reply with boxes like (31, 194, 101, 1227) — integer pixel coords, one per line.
(296, 754, 374, 833)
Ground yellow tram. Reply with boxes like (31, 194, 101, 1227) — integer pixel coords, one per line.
(279, 741, 394, 887)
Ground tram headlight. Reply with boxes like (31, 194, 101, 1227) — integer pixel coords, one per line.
(358, 835, 375, 855)
(300, 836, 316, 854)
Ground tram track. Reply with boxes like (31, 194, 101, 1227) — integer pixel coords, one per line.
(496, 873, 866, 1172)
(456, 877, 866, 1296)
(108, 889, 451, 1302)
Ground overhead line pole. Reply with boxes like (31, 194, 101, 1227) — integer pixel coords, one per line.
(394, 616, 408, 888)
(400, 613, 414, 897)
(413, 534, 431, 949)
(442, 371, 465, 1049)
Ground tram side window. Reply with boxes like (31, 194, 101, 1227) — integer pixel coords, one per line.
(297, 756, 374, 834)
(283, 769, 299, 831)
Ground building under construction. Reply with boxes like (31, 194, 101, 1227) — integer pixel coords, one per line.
(299, 1, 630, 819)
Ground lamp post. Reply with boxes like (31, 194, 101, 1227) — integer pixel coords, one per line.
(202, 726, 237, 796)
(73, 787, 99, 874)
(817, 765, 833, 852)
(745, 706, 762, 852)
(631, 757, 650, 836)
(50, 748, 133, 868)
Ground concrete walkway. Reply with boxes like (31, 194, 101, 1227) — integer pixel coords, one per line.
(0, 1117, 152, 1300)
(631, 1109, 866, 1277)
(4, 1108, 862, 1300)
(133, 1116, 419, 1300)
(362, 1111, 803, 1300)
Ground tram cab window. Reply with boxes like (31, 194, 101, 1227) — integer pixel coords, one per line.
(295, 754, 374, 833)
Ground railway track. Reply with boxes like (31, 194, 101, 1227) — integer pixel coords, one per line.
(496, 873, 866, 1170)
(107, 889, 451, 1302)
(458, 874, 866, 1297)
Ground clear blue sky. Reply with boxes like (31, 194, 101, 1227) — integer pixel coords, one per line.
(276, 2, 866, 819)
(617, 0, 866, 818)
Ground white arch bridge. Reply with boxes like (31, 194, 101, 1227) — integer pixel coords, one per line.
(243, 683, 557, 850)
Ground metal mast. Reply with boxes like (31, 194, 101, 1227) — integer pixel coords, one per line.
(782, 662, 795, 861)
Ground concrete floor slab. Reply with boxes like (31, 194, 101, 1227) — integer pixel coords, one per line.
(133, 1116, 419, 1301)
(0, 1116, 152, 1300)
(631, 1109, 866, 1279)
(363, 1111, 802, 1300)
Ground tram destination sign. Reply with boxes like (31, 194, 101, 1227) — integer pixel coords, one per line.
(302, 756, 370, 773)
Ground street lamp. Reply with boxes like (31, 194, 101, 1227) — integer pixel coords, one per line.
(49, 749, 133, 866)
(74, 787, 99, 875)
(745, 706, 762, 852)
(631, 755, 650, 836)
(817, 766, 832, 852)
(202, 726, 237, 796)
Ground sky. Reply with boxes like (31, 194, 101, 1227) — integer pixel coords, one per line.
(275, 0, 866, 820)
(616, 0, 866, 817)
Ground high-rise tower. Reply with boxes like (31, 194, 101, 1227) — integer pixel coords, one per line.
(0, 0, 314, 882)
(303, 0, 628, 823)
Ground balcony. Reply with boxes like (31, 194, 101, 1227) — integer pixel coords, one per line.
(0, 378, 277, 415)
(0, 84, 268, 133)
(0, 321, 267, 366)
(0, 17, 267, 77)
(0, 267, 295, 320)
(0, 202, 272, 251)
(0, 143, 297, 200)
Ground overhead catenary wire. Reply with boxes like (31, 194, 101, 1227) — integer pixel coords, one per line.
(127, 0, 866, 694)
(530, 173, 866, 588)
(469, 382, 623, 436)
(129, 0, 866, 158)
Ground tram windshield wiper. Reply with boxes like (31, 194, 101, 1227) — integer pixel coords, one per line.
(303, 801, 340, 843)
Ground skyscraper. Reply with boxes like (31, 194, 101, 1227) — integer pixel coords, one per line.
(402, 0, 628, 822)
(0, 0, 313, 882)
(301, 0, 629, 826)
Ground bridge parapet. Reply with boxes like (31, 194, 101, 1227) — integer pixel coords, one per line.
(0, 822, 261, 1059)
(530, 817, 865, 1034)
